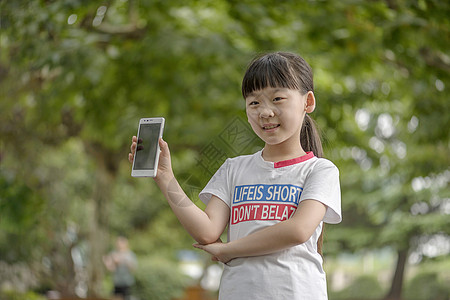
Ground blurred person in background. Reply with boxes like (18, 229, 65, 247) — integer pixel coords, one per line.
(103, 236, 137, 300)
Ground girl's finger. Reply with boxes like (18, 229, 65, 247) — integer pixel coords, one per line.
(130, 136, 137, 153)
(159, 138, 171, 157)
(159, 138, 167, 151)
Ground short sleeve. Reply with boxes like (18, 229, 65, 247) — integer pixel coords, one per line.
(199, 159, 231, 207)
(300, 159, 342, 224)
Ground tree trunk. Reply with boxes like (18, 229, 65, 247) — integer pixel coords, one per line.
(88, 164, 114, 297)
(383, 248, 409, 300)
(85, 143, 119, 298)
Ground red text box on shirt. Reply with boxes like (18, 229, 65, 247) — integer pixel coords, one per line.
(231, 203, 297, 224)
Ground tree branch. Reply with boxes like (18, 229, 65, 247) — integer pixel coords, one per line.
(92, 22, 147, 39)
(419, 47, 450, 73)
(79, 0, 147, 40)
(385, 0, 398, 10)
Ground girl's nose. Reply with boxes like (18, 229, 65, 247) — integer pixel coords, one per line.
(259, 106, 275, 118)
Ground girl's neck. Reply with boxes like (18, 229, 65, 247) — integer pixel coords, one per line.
(262, 142, 306, 163)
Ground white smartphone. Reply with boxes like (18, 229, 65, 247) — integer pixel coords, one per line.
(131, 117, 165, 177)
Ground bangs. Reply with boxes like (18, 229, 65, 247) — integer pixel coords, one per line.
(241, 52, 312, 98)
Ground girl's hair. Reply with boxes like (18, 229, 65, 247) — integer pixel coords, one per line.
(242, 52, 325, 254)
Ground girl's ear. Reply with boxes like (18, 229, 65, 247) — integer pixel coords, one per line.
(305, 91, 316, 113)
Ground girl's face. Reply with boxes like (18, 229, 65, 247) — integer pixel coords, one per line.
(245, 87, 315, 150)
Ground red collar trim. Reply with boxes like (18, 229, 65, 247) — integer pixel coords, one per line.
(274, 151, 315, 168)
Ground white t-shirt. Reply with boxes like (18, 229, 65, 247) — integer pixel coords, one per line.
(199, 150, 341, 300)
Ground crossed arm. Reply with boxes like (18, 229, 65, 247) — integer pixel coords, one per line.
(194, 199, 326, 263)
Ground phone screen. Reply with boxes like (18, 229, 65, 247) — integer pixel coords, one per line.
(134, 123, 161, 170)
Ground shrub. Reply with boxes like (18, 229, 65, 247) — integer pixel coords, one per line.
(0, 290, 47, 300)
(330, 275, 384, 300)
(404, 271, 449, 300)
(132, 256, 189, 300)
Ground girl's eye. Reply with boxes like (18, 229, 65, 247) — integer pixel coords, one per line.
(249, 101, 259, 106)
(273, 97, 284, 102)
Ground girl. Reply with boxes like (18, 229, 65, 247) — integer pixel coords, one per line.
(129, 52, 341, 299)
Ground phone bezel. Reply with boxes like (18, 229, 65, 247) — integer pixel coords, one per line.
(131, 117, 165, 177)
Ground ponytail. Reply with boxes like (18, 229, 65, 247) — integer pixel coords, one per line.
(301, 114, 325, 255)
(300, 114, 323, 158)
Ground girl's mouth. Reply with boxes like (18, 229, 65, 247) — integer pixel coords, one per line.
(262, 124, 280, 130)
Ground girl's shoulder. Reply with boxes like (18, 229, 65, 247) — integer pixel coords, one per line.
(308, 157, 340, 175)
(225, 150, 262, 164)
(315, 157, 338, 167)
(218, 151, 262, 174)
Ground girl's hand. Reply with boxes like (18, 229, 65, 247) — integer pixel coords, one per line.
(128, 136, 139, 164)
(193, 240, 234, 264)
(128, 136, 174, 182)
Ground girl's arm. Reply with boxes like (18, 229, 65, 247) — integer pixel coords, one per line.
(129, 137, 229, 245)
(157, 174, 230, 244)
(194, 199, 326, 263)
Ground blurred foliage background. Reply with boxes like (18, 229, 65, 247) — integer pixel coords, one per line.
(0, 0, 449, 299)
